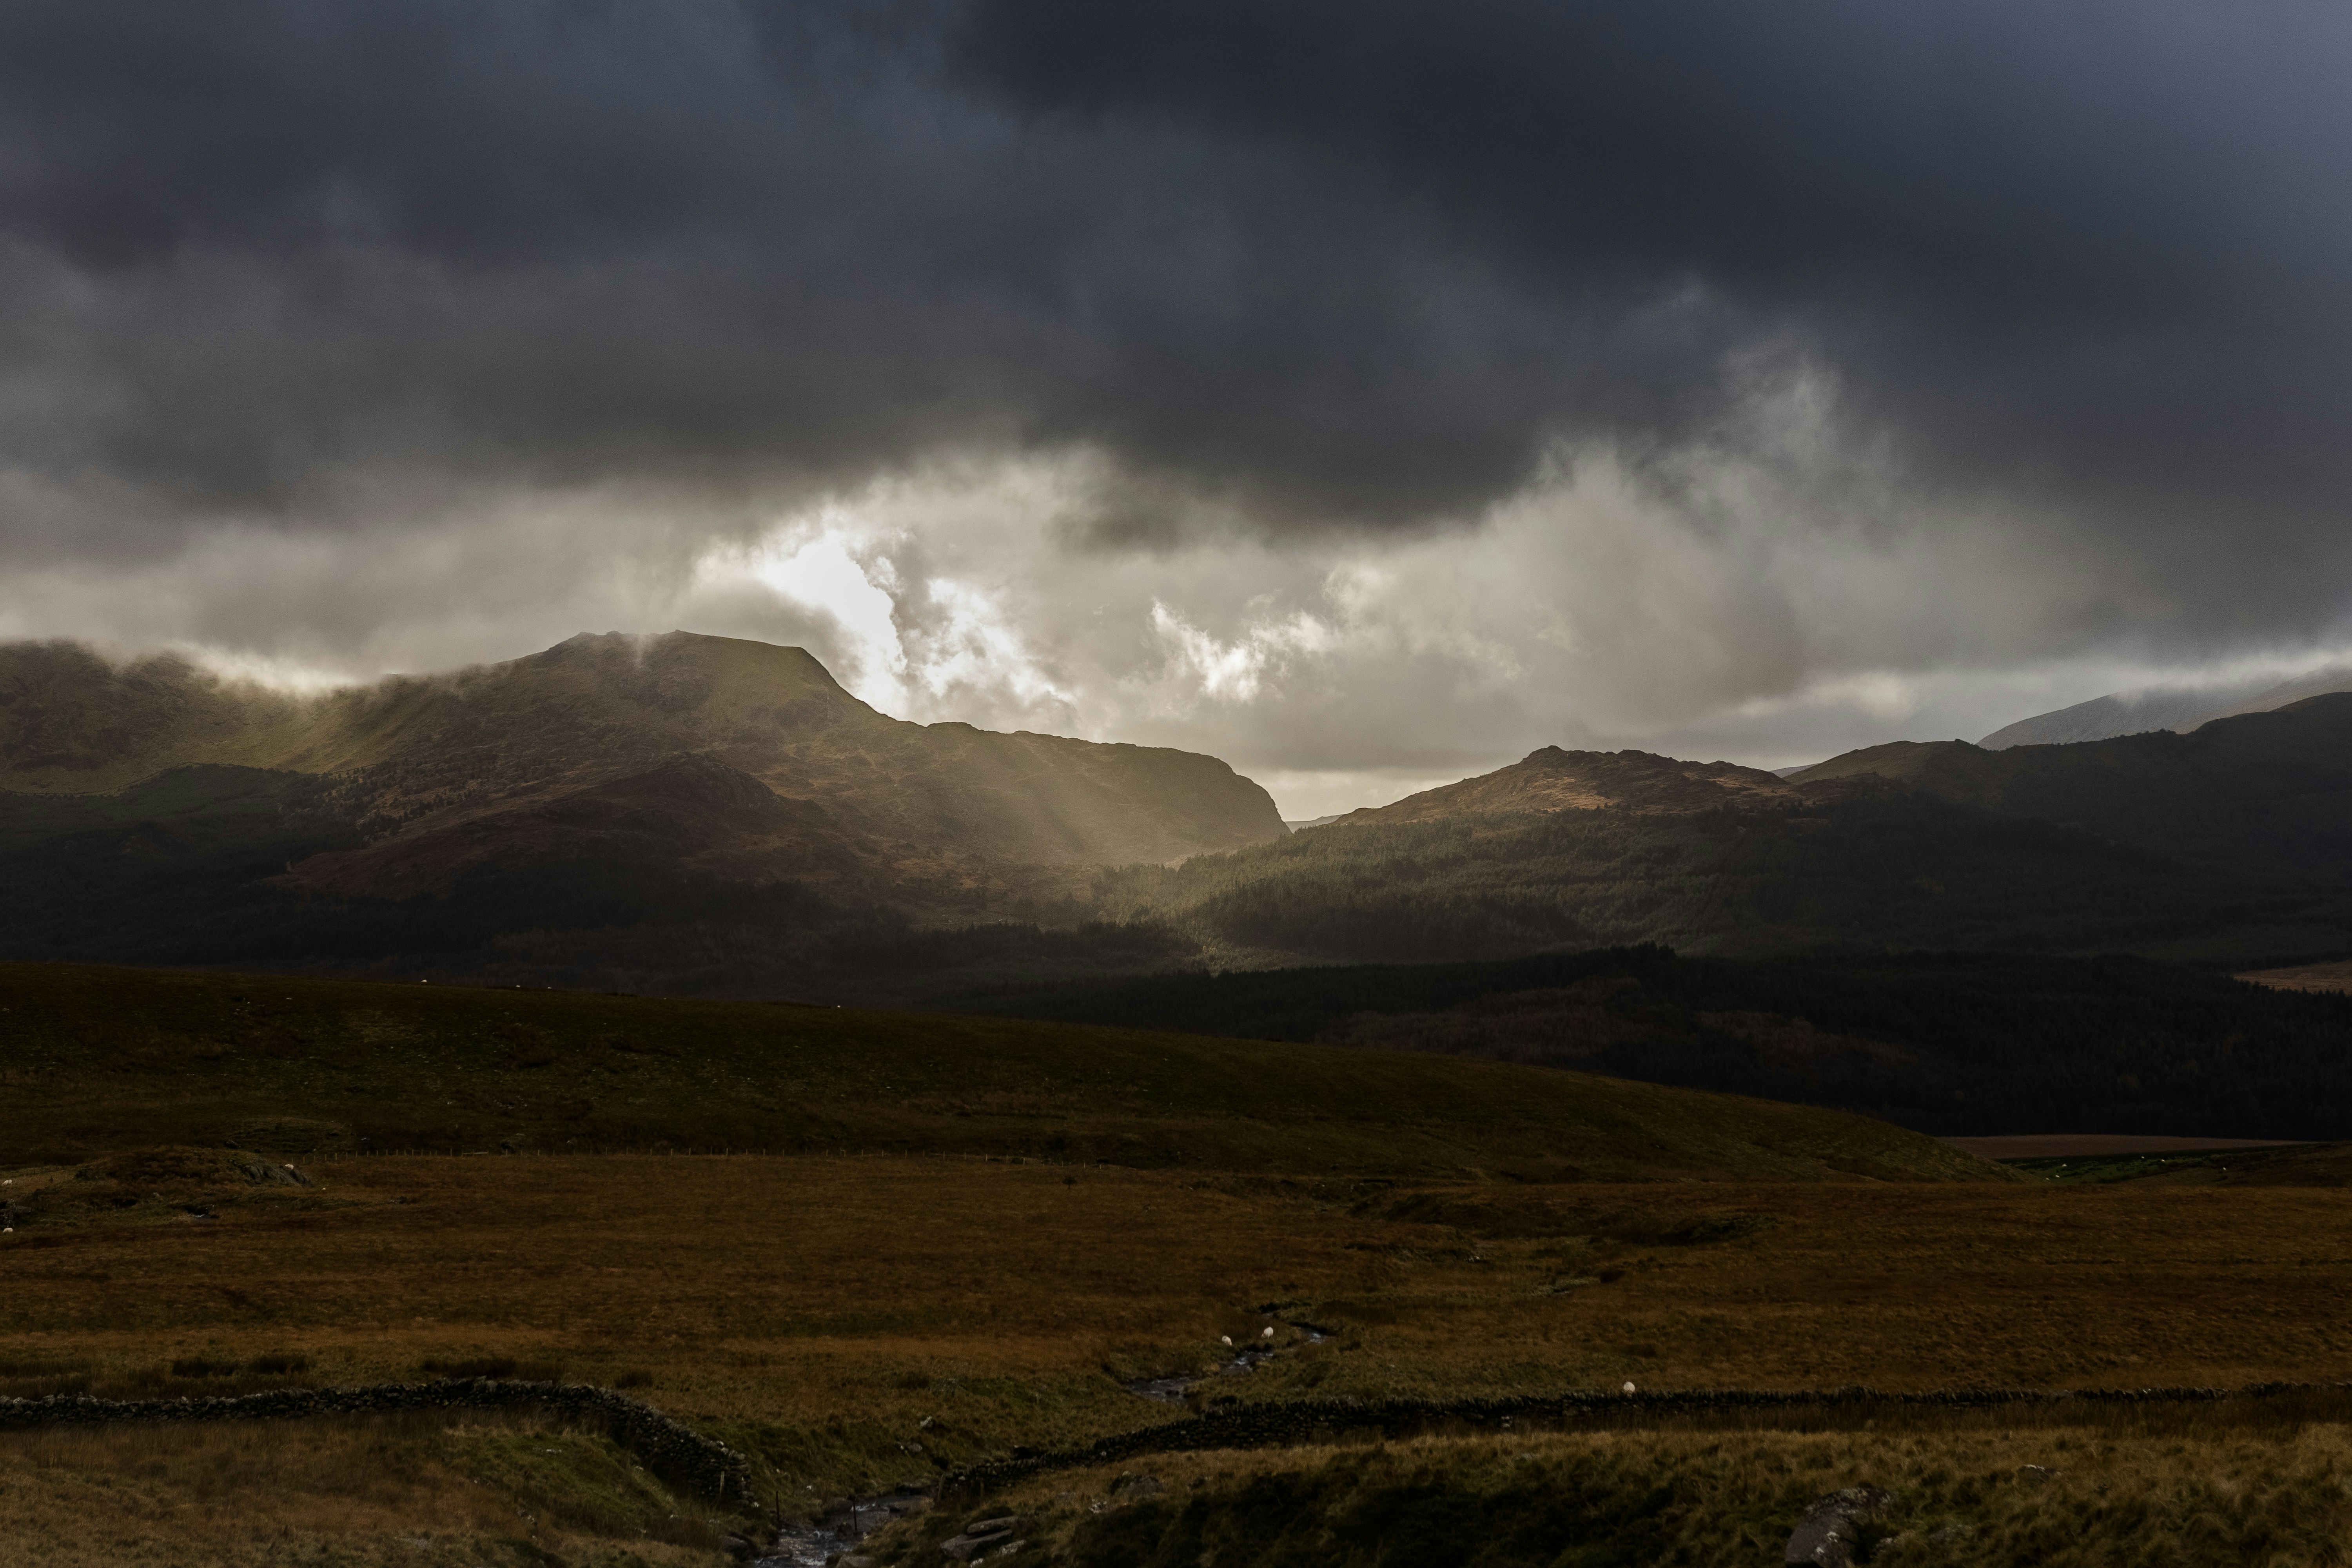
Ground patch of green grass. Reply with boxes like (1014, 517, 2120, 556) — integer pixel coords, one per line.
(449, 1425, 728, 1548)
(0, 961, 2002, 1182)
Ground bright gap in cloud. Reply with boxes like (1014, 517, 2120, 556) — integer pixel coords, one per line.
(726, 517, 912, 710)
(696, 510, 1078, 727)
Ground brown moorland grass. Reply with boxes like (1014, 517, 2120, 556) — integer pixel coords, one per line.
(0, 1410, 736, 1568)
(2240, 959, 2352, 994)
(0, 960, 2000, 1181)
(876, 1418, 2352, 1566)
(8, 1154, 2352, 1510)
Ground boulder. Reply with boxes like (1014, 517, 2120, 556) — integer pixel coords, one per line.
(1786, 1486, 1891, 1566)
(940, 1514, 1031, 1561)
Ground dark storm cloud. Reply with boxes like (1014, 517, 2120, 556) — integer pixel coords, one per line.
(2, 0, 2350, 624)
(955, 3, 2352, 558)
(0, 0, 1612, 540)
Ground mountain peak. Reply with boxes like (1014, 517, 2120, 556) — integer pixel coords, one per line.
(0, 631, 1286, 882)
(1355, 746, 1793, 822)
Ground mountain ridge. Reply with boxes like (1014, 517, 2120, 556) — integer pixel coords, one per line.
(1342, 745, 1795, 823)
(0, 631, 1287, 902)
(17, 636, 2352, 993)
(1978, 662, 2352, 749)
(1790, 692, 2352, 875)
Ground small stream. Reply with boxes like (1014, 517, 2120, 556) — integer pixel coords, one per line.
(1124, 1328, 1328, 1405)
(755, 1326, 1330, 1563)
(757, 1489, 932, 1567)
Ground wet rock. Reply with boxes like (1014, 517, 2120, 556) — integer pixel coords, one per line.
(760, 1489, 932, 1566)
(964, 1515, 1026, 1535)
(941, 1515, 1030, 1561)
(1786, 1485, 1891, 1566)
(1123, 1374, 1194, 1404)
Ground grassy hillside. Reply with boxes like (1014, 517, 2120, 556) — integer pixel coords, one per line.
(2010, 1139, 2352, 1187)
(960, 946, 2352, 1140)
(878, 1419, 2352, 1568)
(0, 764, 1214, 1006)
(1344, 745, 1795, 820)
(0, 961, 1999, 1181)
(1057, 695, 2352, 973)
(1079, 790, 2337, 967)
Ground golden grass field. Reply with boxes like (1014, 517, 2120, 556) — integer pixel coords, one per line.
(0, 961, 1999, 1182)
(9, 964, 2352, 1563)
(0, 1412, 735, 1568)
(9, 1152, 2352, 1563)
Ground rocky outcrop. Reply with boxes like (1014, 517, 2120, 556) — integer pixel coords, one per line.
(939, 1514, 1032, 1561)
(1786, 1486, 1891, 1566)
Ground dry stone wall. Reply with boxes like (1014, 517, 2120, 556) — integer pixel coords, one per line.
(944, 1381, 2352, 1497)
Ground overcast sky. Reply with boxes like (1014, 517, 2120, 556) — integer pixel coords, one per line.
(5, 2, 2352, 814)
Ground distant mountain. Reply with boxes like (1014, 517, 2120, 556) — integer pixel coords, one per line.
(2225, 662, 2352, 720)
(0, 633, 1282, 989)
(1077, 697, 2352, 969)
(1341, 746, 1794, 822)
(19, 633, 2352, 995)
(1087, 780, 2270, 968)
(0, 632, 1281, 889)
(1791, 692, 2352, 879)
(1979, 663, 2352, 748)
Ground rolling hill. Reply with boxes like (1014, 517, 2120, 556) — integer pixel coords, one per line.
(1067, 695, 2352, 971)
(1082, 780, 2305, 968)
(0, 960, 2005, 1181)
(1337, 746, 1795, 821)
(960, 947, 2352, 1142)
